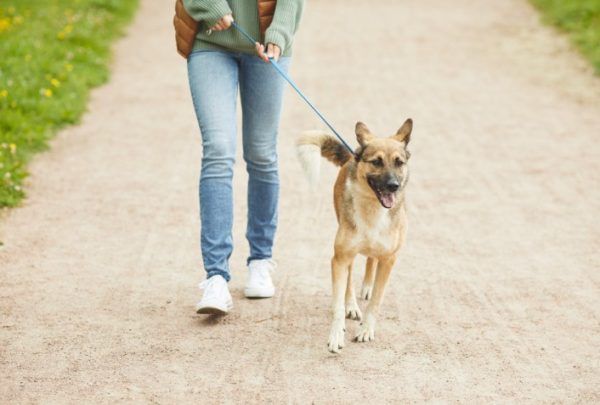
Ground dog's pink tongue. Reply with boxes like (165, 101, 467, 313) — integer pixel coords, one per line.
(381, 192, 395, 209)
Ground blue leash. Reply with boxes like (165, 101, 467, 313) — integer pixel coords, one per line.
(231, 21, 356, 157)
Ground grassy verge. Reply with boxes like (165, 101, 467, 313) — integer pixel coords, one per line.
(530, 0, 600, 74)
(0, 0, 138, 208)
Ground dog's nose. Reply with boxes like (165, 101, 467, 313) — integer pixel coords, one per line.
(386, 179, 400, 192)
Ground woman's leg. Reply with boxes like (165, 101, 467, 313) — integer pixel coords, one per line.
(188, 51, 239, 281)
(239, 55, 291, 263)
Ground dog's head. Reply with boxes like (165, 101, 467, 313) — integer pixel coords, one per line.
(353, 119, 412, 209)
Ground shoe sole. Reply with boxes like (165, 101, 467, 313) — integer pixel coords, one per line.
(195, 298, 232, 315)
(196, 305, 229, 315)
(244, 287, 275, 299)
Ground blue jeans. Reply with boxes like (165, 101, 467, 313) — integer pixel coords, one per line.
(187, 50, 290, 282)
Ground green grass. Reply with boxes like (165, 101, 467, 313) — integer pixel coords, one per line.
(530, 0, 600, 74)
(0, 0, 138, 208)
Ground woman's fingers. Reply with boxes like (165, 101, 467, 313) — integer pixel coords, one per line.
(212, 20, 226, 31)
(255, 42, 281, 63)
(255, 42, 269, 62)
(211, 14, 233, 31)
(222, 14, 233, 28)
(266, 43, 281, 61)
(209, 18, 280, 64)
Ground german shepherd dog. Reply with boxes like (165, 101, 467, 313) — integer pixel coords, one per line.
(297, 119, 412, 353)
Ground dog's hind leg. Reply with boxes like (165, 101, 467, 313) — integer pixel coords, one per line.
(360, 257, 377, 300)
(328, 252, 353, 353)
(345, 263, 362, 321)
(355, 256, 395, 343)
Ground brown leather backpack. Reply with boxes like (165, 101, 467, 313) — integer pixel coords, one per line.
(173, 0, 276, 59)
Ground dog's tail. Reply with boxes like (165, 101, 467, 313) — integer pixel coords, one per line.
(296, 132, 353, 189)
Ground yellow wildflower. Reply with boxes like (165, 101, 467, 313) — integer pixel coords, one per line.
(0, 90, 7, 98)
(0, 18, 11, 32)
(57, 24, 73, 40)
(50, 78, 60, 88)
(7, 7, 16, 15)
(13, 15, 24, 25)
(9, 144, 16, 154)
(64, 63, 74, 72)
(41, 88, 53, 97)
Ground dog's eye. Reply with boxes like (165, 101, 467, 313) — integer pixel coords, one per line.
(394, 158, 404, 167)
(371, 158, 384, 168)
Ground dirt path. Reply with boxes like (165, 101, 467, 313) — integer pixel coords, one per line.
(2, 0, 600, 402)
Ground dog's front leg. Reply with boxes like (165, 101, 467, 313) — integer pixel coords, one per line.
(360, 257, 377, 300)
(328, 252, 353, 353)
(355, 256, 395, 343)
(345, 264, 362, 321)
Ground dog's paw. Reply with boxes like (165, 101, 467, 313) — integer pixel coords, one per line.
(327, 320, 346, 353)
(360, 283, 373, 300)
(354, 320, 375, 343)
(345, 302, 362, 321)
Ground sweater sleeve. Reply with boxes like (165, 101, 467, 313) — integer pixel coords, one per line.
(182, 0, 232, 29)
(264, 0, 304, 54)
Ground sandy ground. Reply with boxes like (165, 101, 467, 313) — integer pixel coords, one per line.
(1, 0, 600, 402)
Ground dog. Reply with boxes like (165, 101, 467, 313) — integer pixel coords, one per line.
(297, 119, 412, 353)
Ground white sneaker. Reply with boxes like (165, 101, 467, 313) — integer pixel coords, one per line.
(244, 259, 276, 298)
(196, 275, 233, 315)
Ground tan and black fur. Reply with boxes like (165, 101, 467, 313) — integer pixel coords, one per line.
(297, 119, 413, 353)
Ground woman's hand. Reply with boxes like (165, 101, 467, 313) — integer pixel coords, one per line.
(210, 14, 233, 31)
(255, 42, 281, 63)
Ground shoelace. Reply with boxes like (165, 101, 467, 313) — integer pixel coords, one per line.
(269, 259, 278, 272)
(198, 278, 225, 304)
(248, 260, 276, 287)
(198, 277, 221, 291)
(249, 261, 276, 281)
(251, 259, 277, 272)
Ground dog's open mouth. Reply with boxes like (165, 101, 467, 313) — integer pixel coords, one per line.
(367, 178, 396, 209)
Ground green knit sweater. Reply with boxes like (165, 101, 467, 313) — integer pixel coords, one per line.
(182, 0, 304, 57)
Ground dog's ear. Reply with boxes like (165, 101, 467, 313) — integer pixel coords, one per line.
(355, 122, 374, 147)
(393, 118, 413, 145)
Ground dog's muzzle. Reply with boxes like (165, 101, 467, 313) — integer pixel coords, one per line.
(385, 179, 400, 193)
(367, 175, 401, 209)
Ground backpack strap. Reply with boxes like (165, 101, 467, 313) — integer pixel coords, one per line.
(173, 0, 199, 58)
(257, 0, 276, 43)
